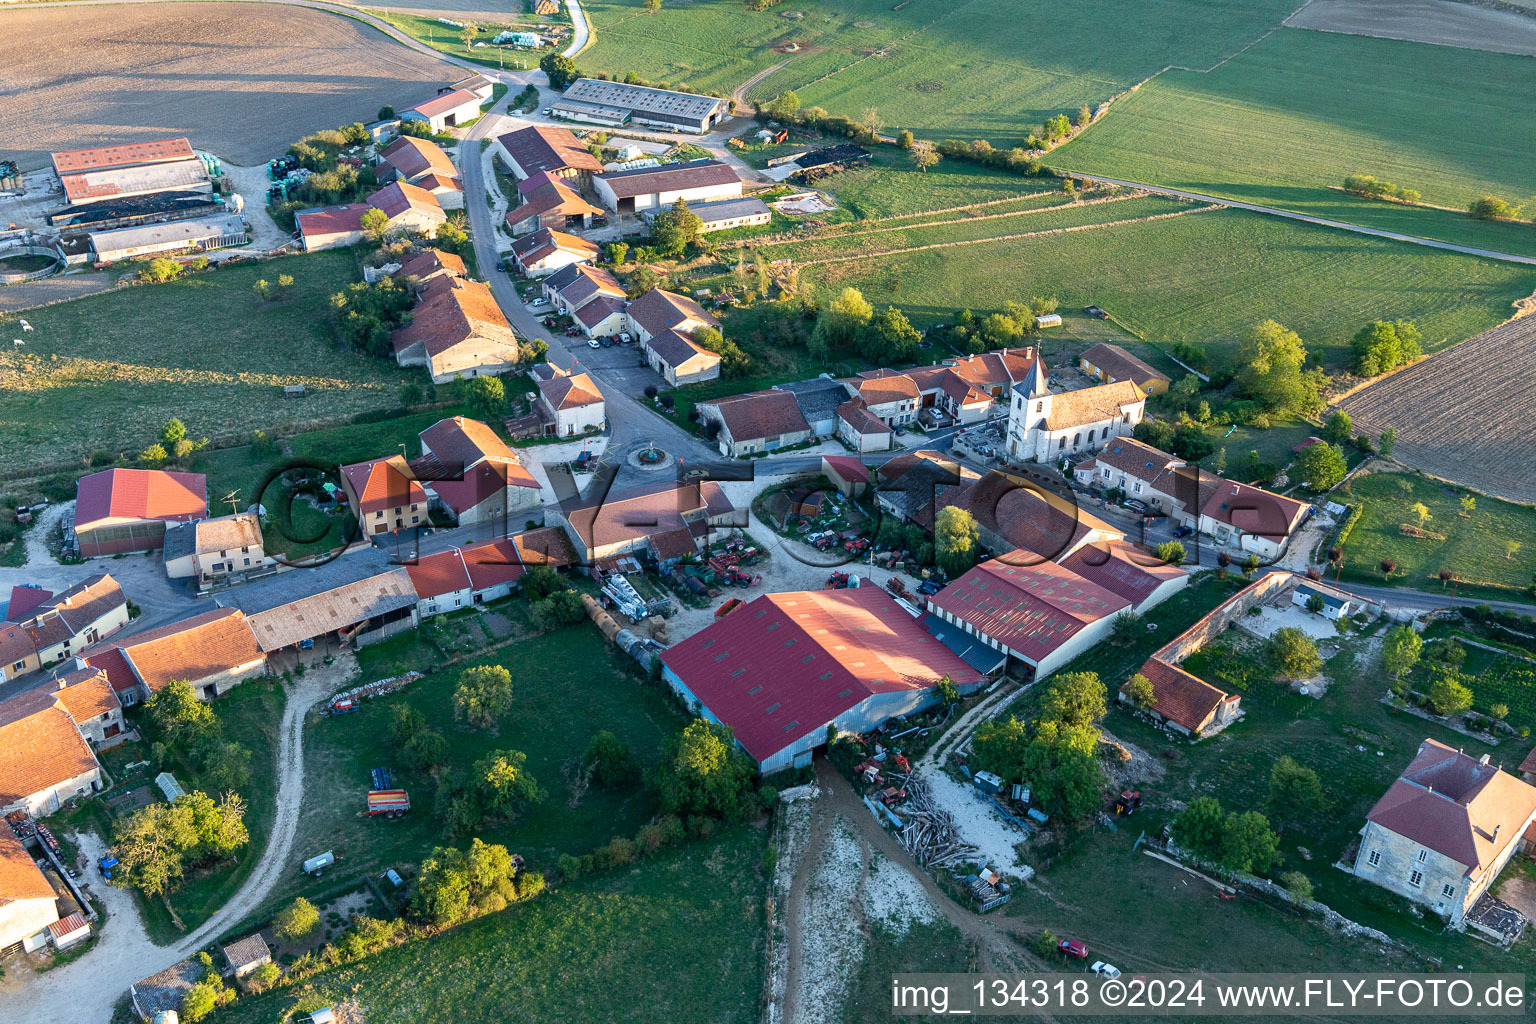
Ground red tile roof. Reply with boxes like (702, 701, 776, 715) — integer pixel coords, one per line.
(510, 527, 576, 569)
(5, 586, 53, 622)
(660, 588, 984, 763)
(75, 469, 206, 529)
(938, 471, 1120, 556)
(510, 226, 599, 266)
(391, 277, 516, 359)
(1059, 540, 1184, 608)
(48, 668, 121, 723)
(89, 607, 263, 694)
(565, 481, 731, 554)
(837, 399, 890, 437)
(296, 203, 368, 238)
(52, 137, 194, 174)
(341, 456, 427, 517)
(627, 288, 718, 340)
(396, 249, 465, 281)
(821, 455, 871, 486)
(419, 416, 516, 469)
(425, 461, 539, 515)
(506, 180, 602, 228)
(83, 644, 137, 695)
(460, 539, 528, 589)
(404, 549, 473, 599)
(1519, 745, 1536, 777)
(1197, 474, 1310, 541)
(1080, 342, 1169, 385)
(368, 181, 445, 221)
(1042, 380, 1145, 431)
(538, 372, 604, 409)
(946, 347, 1042, 392)
(407, 88, 480, 119)
(573, 294, 628, 330)
(0, 826, 53, 905)
(646, 328, 719, 372)
(1128, 657, 1232, 735)
(495, 125, 603, 177)
(0, 695, 98, 808)
(929, 557, 1129, 665)
(381, 136, 456, 182)
(704, 390, 810, 443)
(1366, 739, 1536, 878)
(850, 374, 918, 407)
(595, 160, 740, 200)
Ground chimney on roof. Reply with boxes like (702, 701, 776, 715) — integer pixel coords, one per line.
(1494, 825, 1502, 843)
(1480, 753, 1491, 766)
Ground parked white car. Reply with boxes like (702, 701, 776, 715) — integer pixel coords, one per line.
(527, 297, 551, 310)
(1090, 962, 1121, 979)
(588, 338, 601, 349)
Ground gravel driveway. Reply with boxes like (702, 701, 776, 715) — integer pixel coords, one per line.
(3, 663, 348, 1023)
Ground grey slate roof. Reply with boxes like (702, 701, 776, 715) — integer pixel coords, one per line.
(776, 377, 852, 426)
(161, 521, 197, 564)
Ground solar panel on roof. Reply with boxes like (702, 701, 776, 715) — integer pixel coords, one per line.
(764, 702, 780, 714)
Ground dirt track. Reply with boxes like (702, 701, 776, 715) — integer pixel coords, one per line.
(1286, 0, 1536, 56)
(0, 3, 454, 170)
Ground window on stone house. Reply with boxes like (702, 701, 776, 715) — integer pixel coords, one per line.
(1409, 870, 1423, 887)
(1441, 883, 1455, 898)
(1367, 849, 1381, 866)
(1073, 432, 1081, 446)
(1417, 849, 1427, 863)
(1036, 402, 1043, 412)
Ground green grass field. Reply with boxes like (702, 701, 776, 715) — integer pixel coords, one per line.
(254, 623, 688, 920)
(579, 0, 1297, 144)
(786, 205, 1536, 369)
(1337, 470, 1536, 598)
(0, 252, 406, 479)
(1092, 629, 1528, 967)
(1053, 29, 1536, 257)
(214, 821, 768, 1024)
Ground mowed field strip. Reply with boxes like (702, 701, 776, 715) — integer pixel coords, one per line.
(1053, 28, 1536, 257)
(579, 0, 1298, 143)
(0, 2, 453, 169)
(1340, 315, 1536, 504)
(786, 205, 1536, 368)
(0, 252, 403, 477)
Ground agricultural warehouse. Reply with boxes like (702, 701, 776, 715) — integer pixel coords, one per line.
(927, 547, 1185, 679)
(641, 196, 770, 234)
(1078, 342, 1171, 395)
(215, 550, 418, 654)
(87, 213, 248, 264)
(660, 588, 987, 773)
(401, 88, 481, 133)
(492, 124, 603, 186)
(505, 176, 602, 235)
(593, 160, 742, 214)
(50, 137, 210, 206)
(1351, 739, 1536, 937)
(71, 468, 207, 557)
(551, 79, 727, 134)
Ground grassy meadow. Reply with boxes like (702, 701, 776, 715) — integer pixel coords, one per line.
(1054, 29, 1536, 256)
(0, 251, 406, 478)
(580, 0, 1297, 143)
(1337, 470, 1536, 598)
(785, 204, 1536, 370)
(216, 821, 768, 1024)
(255, 622, 689, 919)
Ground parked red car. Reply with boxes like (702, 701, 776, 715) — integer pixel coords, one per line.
(1057, 939, 1089, 959)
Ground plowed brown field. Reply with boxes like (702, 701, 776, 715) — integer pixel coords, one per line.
(1340, 313, 1536, 503)
(0, 3, 453, 170)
